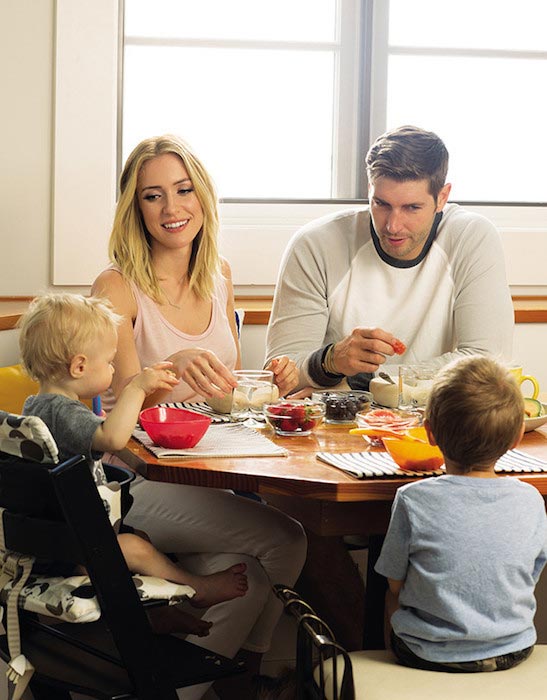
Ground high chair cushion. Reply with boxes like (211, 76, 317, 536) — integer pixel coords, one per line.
(322, 647, 547, 699)
(0, 572, 195, 623)
(0, 411, 58, 464)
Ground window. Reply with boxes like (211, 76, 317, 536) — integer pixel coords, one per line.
(123, 0, 363, 199)
(376, 0, 547, 203)
(123, 0, 547, 204)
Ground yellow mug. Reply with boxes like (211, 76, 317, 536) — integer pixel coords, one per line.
(509, 366, 539, 399)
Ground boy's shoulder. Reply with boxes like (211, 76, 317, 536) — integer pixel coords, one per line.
(23, 394, 91, 428)
(24, 393, 78, 413)
(397, 475, 448, 497)
(398, 473, 545, 505)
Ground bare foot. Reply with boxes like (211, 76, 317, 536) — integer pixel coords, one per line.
(148, 605, 212, 637)
(188, 562, 248, 608)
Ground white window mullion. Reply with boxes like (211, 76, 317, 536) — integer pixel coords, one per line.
(331, 0, 363, 198)
(368, 0, 390, 152)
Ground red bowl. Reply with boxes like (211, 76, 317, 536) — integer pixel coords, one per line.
(139, 407, 211, 449)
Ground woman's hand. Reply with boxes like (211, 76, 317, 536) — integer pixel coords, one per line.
(265, 356, 299, 397)
(168, 348, 238, 398)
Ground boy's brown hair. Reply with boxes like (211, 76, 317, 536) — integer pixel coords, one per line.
(425, 356, 524, 472)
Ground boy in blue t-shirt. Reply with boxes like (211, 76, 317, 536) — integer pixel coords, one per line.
(376, 355, 547, 672)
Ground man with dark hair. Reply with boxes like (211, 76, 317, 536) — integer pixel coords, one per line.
(266, 125, 513, 392)
(265, 126, 514, 650)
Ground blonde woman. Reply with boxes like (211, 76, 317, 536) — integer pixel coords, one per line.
(92, 135, 306, 699)
(94, 135, 297, 407)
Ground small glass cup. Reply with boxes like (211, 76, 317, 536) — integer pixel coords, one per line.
(231, 369, 275, 422)
(398, 364, 437, 411)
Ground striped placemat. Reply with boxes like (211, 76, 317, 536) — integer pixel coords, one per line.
(159, 401, 232, 423)
(316, 449, 547, 480)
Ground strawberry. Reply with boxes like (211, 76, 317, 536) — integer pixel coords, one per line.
(267, 405, 284, 416)
(392, 339, 406, 355)
(291, 406, 306, 422)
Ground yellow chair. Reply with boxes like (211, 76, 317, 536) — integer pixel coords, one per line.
(0, 364, 93, 413)
(0, 364, 39, 413)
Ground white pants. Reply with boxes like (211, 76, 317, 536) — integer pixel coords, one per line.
(123, 476, 307, 699)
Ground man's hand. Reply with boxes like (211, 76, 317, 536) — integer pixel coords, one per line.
(331, 327, 405, 375)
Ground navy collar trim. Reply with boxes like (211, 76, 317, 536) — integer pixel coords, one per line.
(370, 211, 443, 268)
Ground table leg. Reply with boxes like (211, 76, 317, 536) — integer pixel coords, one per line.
(363, 534, 387, 650)
(294, 528, 365, 651)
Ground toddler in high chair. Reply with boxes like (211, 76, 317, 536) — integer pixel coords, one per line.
(376, 355, 547, 672)
(18, 292, 248, 636)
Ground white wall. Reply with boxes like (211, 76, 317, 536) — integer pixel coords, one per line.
(513, 324, 547, 394)
(0, 331, 21, 367)
(0, 1, 56, 296)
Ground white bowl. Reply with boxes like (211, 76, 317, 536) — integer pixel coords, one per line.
(524, 403, 547, 432)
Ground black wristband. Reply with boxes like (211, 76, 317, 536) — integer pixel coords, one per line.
(308, 344, 345, 386)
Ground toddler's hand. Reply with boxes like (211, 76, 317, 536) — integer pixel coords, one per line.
(133, 362, 180, 395)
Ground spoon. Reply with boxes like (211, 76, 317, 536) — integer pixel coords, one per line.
(379, 371, 396, 385)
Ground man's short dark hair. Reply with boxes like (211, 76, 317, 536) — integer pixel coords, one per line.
(365, 125, 449, 200)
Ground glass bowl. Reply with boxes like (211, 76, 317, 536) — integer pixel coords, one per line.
(353, 408, 421, 447)
(311, 390, 372, 424)
(264, 400, 325, 436)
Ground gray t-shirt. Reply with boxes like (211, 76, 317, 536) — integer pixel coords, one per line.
(23, 394, 107, 486)
(375, 474, 547, 662)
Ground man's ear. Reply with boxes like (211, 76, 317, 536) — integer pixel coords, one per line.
(424, 419, 437, 446)
(69, 354, 87, 378)
(436, 183, 451, 212)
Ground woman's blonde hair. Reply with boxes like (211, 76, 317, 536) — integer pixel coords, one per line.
(425, 355, 524, 472)
(19, 293, 122, 383)
(109, 134, 221, 302)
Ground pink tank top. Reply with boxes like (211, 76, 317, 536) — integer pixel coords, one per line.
(102, 267, 238, 408)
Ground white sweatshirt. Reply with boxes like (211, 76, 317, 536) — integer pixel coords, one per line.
(266, 204, 514, 389)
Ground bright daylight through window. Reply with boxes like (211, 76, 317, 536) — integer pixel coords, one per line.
(123, 0, 546, 203)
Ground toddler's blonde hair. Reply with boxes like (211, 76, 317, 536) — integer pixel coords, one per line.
(19, 293, 122, 383)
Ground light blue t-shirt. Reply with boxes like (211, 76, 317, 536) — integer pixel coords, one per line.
(375, 474, 547, 662)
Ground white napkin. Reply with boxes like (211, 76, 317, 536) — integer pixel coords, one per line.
(134, 423, 288, 459)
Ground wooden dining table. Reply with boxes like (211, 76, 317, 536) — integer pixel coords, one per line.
(122, 421, 547, 650)
(123, 421, 547, 536)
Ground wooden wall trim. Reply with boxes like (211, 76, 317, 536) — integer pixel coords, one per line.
(2, 295, 547, 330)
